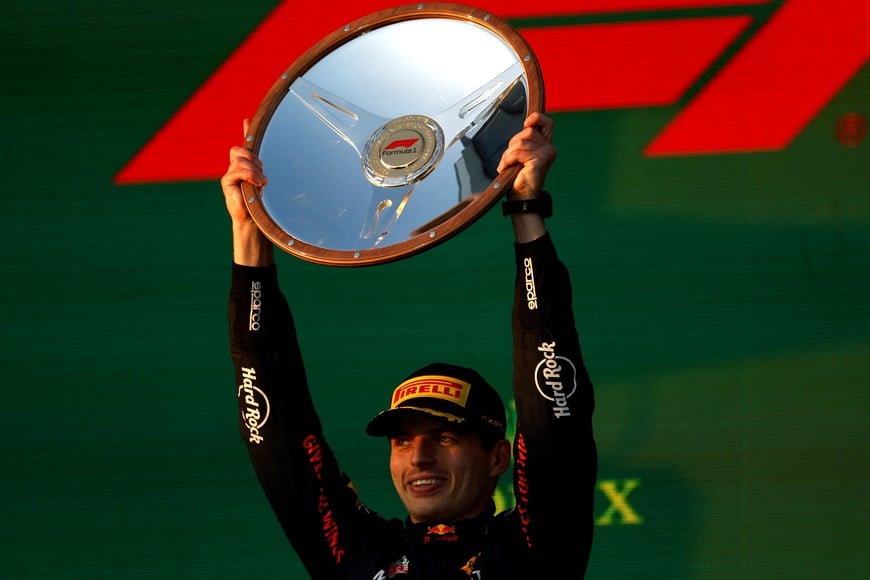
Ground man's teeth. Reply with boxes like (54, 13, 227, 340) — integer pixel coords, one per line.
(412, 479, 439, 486)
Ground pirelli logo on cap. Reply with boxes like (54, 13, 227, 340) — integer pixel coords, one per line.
(391, 375, 471, 409)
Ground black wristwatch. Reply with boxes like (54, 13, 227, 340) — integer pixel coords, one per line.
(501, 190, 553, 218)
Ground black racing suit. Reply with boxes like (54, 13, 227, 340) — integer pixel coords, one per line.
(228, 233, 597, 578)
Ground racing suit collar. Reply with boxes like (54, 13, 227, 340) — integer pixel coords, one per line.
(405, 500, 496, 544)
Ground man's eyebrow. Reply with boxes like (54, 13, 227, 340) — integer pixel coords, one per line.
(391, 425, 461, 437)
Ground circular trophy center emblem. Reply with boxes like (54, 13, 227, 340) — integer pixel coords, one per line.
(364, 115, 444, 187)
(380, 129, 425, 169)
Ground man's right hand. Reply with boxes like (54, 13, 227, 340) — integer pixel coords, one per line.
(220, 119, 274, 267)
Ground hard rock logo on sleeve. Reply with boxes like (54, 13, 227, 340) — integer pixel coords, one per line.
(238, 366, 270, 444)
(535, 341, 577, 418)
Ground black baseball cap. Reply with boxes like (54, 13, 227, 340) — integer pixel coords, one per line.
(365, 362, 507, 438)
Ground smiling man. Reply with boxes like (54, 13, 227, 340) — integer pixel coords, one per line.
(368, 363, 512, 525)
(222, 112, 598, 578)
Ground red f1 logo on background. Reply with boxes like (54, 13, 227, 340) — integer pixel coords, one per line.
(115, 0, 869, 184)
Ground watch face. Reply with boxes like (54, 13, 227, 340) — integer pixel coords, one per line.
(501, 192, 553, 218)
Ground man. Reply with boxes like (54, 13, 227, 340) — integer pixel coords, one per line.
(222, 112, 597, 578)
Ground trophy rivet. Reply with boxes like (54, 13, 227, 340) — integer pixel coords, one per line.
(287, 239, 294, 246)
(354, 252, 361, 258)
(429, 231, 436, 238)
(248, 196, 256, 203)
(493, 182, 501, 189)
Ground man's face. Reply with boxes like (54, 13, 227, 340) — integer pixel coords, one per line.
(388, 415, 510, 523)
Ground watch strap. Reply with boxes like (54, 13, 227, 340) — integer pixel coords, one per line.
(501, 190, 553, 218)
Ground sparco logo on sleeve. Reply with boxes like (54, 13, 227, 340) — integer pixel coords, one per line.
(535, 341, 577, 418)
(249, 281, 262, 331)
(524, 257, 538, 311)
(238, 366, 270, 444)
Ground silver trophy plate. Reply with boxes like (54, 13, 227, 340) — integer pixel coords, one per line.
(242, 2, 544, 266)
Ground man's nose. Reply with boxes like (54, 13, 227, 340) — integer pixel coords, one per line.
(410, 438, 437, 465)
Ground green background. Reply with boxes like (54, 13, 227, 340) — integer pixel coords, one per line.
(2, 1, 867, 578)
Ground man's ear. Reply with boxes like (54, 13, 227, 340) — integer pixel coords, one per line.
(490, 439, 511, 477)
